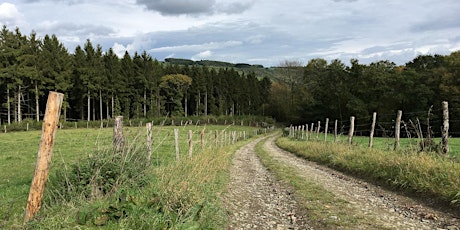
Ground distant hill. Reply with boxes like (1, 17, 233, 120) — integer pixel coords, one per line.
(164, 58, 277, 80)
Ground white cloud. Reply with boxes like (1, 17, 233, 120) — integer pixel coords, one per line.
(192, 50, 213, 60)
(0, 2, 25, 27)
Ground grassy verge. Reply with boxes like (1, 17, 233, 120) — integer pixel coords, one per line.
(254, 135, 386, 229)
(1, 125, 261, 229)
(276, 137, 460, 208)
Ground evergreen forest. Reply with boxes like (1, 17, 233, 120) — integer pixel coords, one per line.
(1, 26, 460, 135)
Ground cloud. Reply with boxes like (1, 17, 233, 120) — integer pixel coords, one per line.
(136, 0, 216, 15)
(331, 0, 358, 2)
(0, 2, 24, 27)
(216, 1, 255, 14)
(135, 0, 254, 16)
(192, 50, 212, 60)
(36, 20, 115, 36)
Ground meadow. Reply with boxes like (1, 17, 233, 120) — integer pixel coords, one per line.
(276, 133, 460, 209)
(0, 124, 263, 229)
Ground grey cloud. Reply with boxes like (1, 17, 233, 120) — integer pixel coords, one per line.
(331, 0, 358, 2)
(135, 0, 253, 16)
(216, 1, 255, 14)
(36, 21, 115, 36)
(136, 0, 216, 15)
(23, 0, 86, 5)
(411, 17, 460, 32)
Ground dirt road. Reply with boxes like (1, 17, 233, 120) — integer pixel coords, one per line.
(223, 135, 459, 229)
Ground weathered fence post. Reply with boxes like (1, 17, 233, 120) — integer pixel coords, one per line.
(394, 110, 402, 151)
(146, 122, 153, 162)
(174, 128, 179, 160)
(441, 101, 449, 154)
(316, 121, 320, 141)
(305, 124, 309, 141)
(201, 128, 205, 150)
(24, 91, 64, 222)
(334, 119, 338, 142)
(369, 112, 377, 148)
(113, 116, 124, 151)
(188, 130, 193, 157)
(324, 118, 329, 141)
(348, 116, 355, 144)
(215, 130, 219, 148)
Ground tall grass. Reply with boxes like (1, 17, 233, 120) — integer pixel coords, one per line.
(1, 125, 260, 229)
(276, 137, 460, 208)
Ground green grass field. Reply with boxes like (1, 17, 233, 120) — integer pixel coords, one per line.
(300, 132, 460, 160)
(0, 125, 262, 229)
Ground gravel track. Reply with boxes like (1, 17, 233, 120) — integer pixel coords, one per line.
(223, 135, 460, 229)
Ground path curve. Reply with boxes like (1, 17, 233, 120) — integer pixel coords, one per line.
(223, 135, 459, 229)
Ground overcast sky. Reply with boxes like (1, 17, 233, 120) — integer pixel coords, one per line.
(1, 0, 459, 67)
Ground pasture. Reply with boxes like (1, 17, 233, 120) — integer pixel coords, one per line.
(0, 124, 261, 229)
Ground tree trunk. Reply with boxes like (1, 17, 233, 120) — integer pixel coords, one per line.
(157, 91, 161, 117)
(184, 96, 188, 117)
(111, 94, 114, 118)
(7, 88, 10, 124)
(17, 86, 22, 123)
(144, 88, 147, 118)
(92, 97, 96, 121)
(87, 90, 91, 122)
(99, 90, 103, 121)
(205, 90, 208, 116)
(197, 91, 201, 116)
(35, 82, 40, 122)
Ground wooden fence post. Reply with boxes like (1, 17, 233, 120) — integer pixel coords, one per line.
(324, 118, 329, 141)
(188, 130, 193, 157)
(146, 122, 153, 162)
(394, 110, 402, 151)
(305, 124, 309, 141)
(24, 91, 64, 222)
(174, 129, 179, 160)
(334, 119, 338, 142)
(113, 116, 124, 151)
(348, 116, 355, 144)
(215, 130, 219, 148)
(369, 112, 377, 148)
(201, 128, 205, 150)
(316, 121, 320, 141)
(441, 101, 449, 154)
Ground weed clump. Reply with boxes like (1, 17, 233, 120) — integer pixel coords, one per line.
(45, 143, 150, 205)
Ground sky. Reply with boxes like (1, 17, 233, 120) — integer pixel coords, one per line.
(1, 0, 459, 67)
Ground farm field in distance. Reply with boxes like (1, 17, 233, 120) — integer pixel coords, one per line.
(0, 124, 260, 228)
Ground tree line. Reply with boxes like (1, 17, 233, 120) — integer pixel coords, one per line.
(268, 53, 460, 135)
(0, 26, 271, 123)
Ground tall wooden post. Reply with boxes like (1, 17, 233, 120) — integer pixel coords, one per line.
(305, 124, 309, 141)
(188, 130, 193, 158)
(24, 92, 64, 222)
(394, 110, 402, 151)
(324, 118, 329, 141)
(215, 130, 219, 148)
(146, 122, 153, 162)
(174, 129, 179, 160)
(441, 101, 449, 154)
(334, 119, 338, 142)
(113, 116, 124, 151)
(201, 128, 205, 150)
(369, 112, 377, 148)
(316, 121, 320, 141)
(348, 116, 355, 144)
